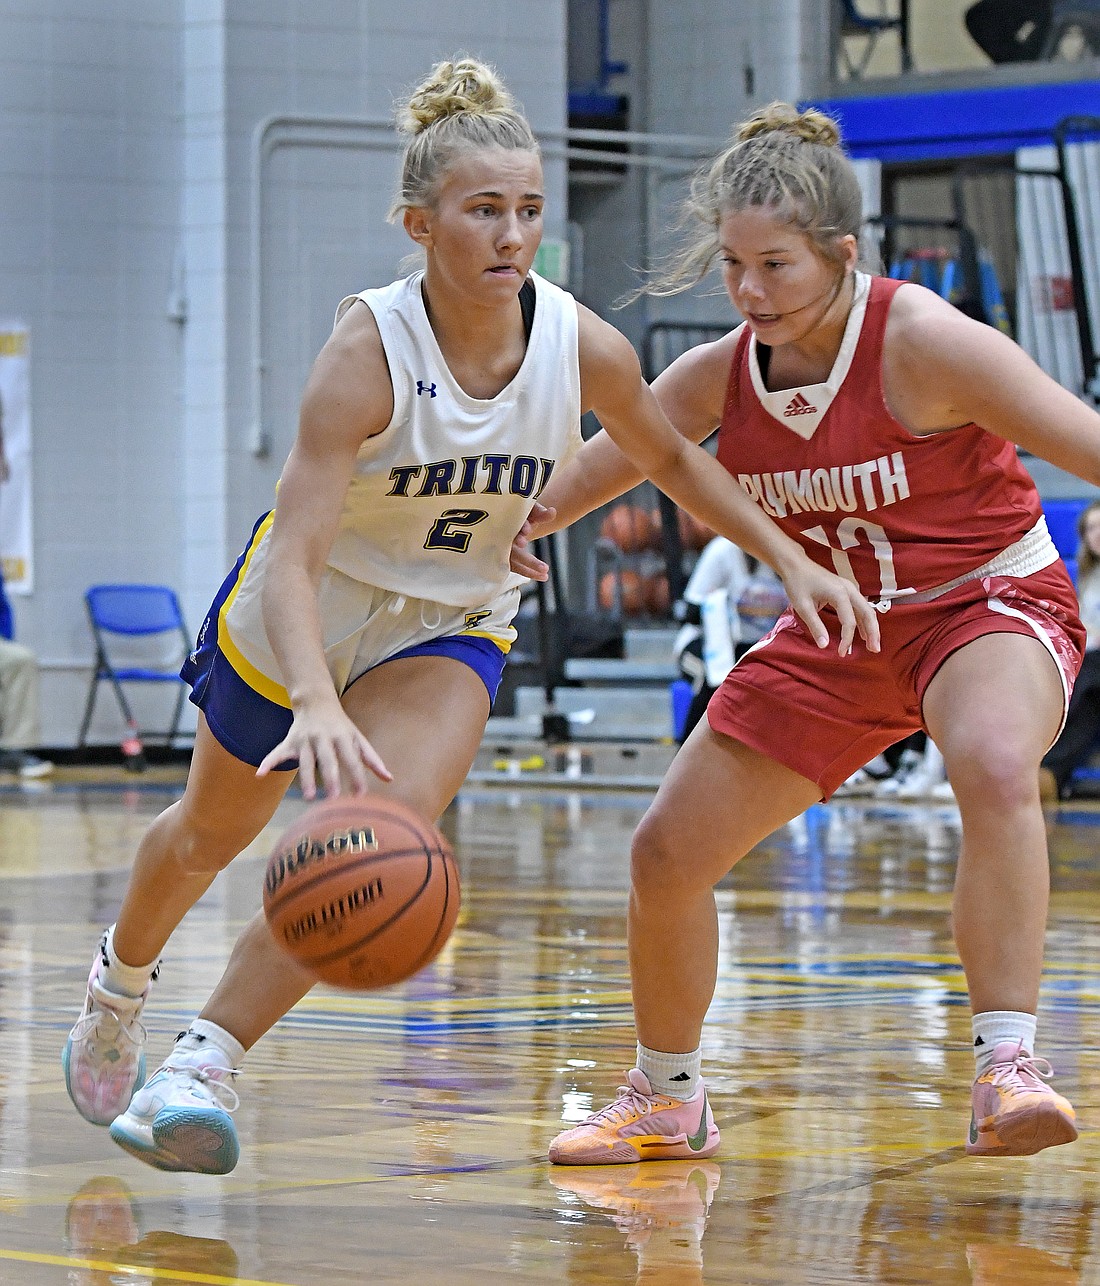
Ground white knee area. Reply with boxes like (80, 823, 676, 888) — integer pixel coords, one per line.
(630, 812, 709, 902)
(949, 747, 1043, 812)
(630, 818, 671, 894)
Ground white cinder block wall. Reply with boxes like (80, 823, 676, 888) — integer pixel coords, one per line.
(0, 0, 187, 746)
(0, 0, 567, 747)
(1, 0, 841, 748)
(575, 0, 834, 335)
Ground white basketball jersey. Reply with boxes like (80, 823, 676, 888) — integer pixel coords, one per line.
(326, 269, 583, 607)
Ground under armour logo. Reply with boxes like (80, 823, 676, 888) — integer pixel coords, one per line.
(417, 380, 437, 398)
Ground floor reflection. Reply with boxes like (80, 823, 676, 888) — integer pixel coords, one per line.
(965, 1242, 1080, 1284)
(0, 772, 1098, 1282)
(64, 1176, 239, 1284)
(552, 1161, 721, 1285)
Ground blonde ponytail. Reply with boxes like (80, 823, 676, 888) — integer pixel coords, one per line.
(641, 102, 862, 298)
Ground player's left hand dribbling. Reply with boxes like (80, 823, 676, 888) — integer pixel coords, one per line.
(257, 703, 393, 799)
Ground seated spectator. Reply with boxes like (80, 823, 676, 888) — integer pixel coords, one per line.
(672, 537, 787, 744)
(0, 631, 53, 779)
(834, 731, 954, 800)
(965, 0, 1053, 63)
(1040, 499, 1100, 801)
(0, 410, 52, 780)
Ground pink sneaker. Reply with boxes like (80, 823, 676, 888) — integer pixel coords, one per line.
(62, 937, 153, 1126)
(549, 1068, 719, 1165)
(966, 1040, 1078, 1157)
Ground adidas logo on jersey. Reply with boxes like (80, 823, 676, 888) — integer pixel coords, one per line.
(783, 392, 817, 417)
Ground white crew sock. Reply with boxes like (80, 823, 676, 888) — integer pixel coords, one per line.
(172, 1019, 245, 1071)
(99, 924, 158, 999)
(972, 1011, 1037, 1075)
(636, 1042, 702, 1098)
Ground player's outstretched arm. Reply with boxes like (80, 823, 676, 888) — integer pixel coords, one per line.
(887, 285, 1100, 477)
(508, 318, 741, 582)
(576, 309, 880, 655)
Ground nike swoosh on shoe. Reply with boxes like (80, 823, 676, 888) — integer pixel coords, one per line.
(687, 1092, 710, 1151)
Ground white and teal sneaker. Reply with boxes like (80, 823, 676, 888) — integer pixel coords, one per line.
(110, 1060, 240, 1174)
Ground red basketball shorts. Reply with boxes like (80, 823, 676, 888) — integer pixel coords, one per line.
(706, 563, 1085, 800)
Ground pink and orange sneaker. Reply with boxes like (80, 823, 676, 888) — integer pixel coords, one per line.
(966, 1040, 1078, 1157)
(549, 1068, 719, 1166)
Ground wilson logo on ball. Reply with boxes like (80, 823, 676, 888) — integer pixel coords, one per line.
(263, 798, 460, 990)
(283, 877, 385, 943)
(265, 827, 378, 897)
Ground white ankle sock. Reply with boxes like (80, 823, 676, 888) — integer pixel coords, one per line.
(972, 1011, 1037, 1075)
(636, 1043, 702, 1098)
(172, 1019, 245, 1071)
(99, 925, 158, 999)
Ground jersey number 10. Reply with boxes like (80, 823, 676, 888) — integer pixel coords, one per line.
(803, 517, 903, 602)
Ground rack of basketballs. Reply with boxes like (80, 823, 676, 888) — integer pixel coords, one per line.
(590, 487, 715, 622)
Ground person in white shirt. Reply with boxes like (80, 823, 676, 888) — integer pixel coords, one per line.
(672, 536, 786, 742)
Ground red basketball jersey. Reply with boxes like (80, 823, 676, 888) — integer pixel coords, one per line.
(715, 275, 1043, 600)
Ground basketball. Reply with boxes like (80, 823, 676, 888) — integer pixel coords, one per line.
(677, 508, 715, 552)
(643, 572, 670, 616)
(263, 796, 460, 991)
(600, 503, 655, 553)
(598, 568, 646, 615)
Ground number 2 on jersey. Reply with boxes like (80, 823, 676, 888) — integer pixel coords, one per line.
(424, 507, 489, 553)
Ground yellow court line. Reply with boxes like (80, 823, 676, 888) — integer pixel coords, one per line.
(0, 1246, 301, 1286)
(735, 949, 1100, 969)
(730, 971, 961, 984)
(306, 988, 633, 1014)
(0, 1159, 540, 1212)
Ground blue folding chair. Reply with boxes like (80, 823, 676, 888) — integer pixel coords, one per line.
(0, 564, 13, 641)
(838, 0, 908, 77)
(77, 584, 192, 765)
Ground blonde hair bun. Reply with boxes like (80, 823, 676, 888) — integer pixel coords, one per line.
(389, 56, 538, 220)
(737, 102, 841, 149)
(399, 57, 515, 137)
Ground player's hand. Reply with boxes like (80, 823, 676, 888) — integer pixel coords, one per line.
(779, 558, 880, 657)
(509, 501, 557, 580)
(257, 698, 392, 799)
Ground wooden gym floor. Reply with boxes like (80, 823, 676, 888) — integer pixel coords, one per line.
(1, 751, 1099, 1285)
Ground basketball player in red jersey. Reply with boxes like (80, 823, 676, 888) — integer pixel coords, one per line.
(513, 102, 1100, 1163)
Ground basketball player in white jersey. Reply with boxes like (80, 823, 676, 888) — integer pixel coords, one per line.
(62, 62, 876, 1174)
(513, 102, 1100, 1164)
